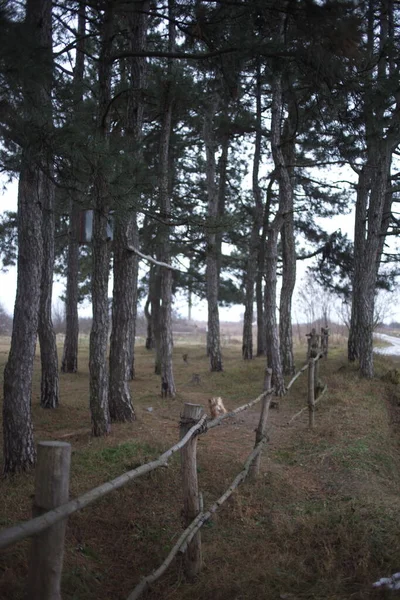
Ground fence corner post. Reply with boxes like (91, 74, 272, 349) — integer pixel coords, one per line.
(180, 403, 203, 580)
(308, 359, 316, 428)
(250, 368, 272, 480)
(27, 441, 71, 600)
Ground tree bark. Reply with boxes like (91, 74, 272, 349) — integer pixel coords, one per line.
(62, 3, 86, 374)
(3, 0, 53, 472)
(109, 0, 147, 416)
(62, 203, 80, 373)
(279, 85, 297, 376)
(265, 70, 292, 395)
(204, 93, 223, 372)
(348, 1, 398, 377)
(38, 169, 59, 408)
(89, 3, 114, 436)
(144, 287, 154, 350)
(157, 0, 176, 397)
(109, 216, 137, 421)
(243, 62, 263, 360)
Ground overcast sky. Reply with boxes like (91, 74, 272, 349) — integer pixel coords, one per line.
(0, 171, 397, 325)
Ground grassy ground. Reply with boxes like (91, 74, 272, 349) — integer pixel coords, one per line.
(1, 337, 400, 600)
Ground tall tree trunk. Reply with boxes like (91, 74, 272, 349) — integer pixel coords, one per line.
(62, 2, 86, 374)
(348, 166, 369, 362)
(279, 86, 297, 376)
(109, 215, 137, 421)
(349, 146, 391, 378)
(109, 0, 148, 417)
(348, 1, 398, 377)
(204, 94, 223, 372)
(265, 70, 292, 395)
(243, 62, 263, 359)
(157, 0, 176, 397)
(3, 0, 53, 473)
(89, 3, 114, 436)
(38, 168, 59, 408)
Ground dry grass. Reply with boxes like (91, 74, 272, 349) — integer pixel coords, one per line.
(1, 337, 400, 600)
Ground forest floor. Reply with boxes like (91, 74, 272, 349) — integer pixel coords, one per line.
(1, 336, 400, 600)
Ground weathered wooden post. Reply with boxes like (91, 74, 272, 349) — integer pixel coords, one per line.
(250, 368, 272, 479)
(27, 441, 71, 600)
(180, 403, 203, 579)
(308, 359, 315, 428)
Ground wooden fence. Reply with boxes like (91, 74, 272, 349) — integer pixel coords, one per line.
(0, 328, 329, 600)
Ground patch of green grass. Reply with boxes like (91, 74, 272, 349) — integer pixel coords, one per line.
(71, 441, 160, 482)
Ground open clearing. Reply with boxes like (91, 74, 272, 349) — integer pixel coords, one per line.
(1, 336, 400, 600)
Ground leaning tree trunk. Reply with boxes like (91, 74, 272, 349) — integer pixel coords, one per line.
(38, 169, 59, 408)
(3, 162, 43, 473)
(62, 3, 86, 374)
(204, 94, 223, 372)
(3, 0, 53, 473)
(89, 3, 114, 436)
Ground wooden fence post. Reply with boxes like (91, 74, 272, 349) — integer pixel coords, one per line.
(250, 368, 272, 479)
(27, 441, 71, 600)
(180, 403, 203, 580)
(308, 360, 315, 428)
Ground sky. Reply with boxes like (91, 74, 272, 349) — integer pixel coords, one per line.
(0, 170, 397, 325)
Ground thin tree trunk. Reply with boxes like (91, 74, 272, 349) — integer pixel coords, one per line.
(256, 175, 274, 357)
(243, 62, 263, 360)
(89, 3, 114, 436)
(144, 289, 154, 350)
(3, 0, 53, 473)
(158, 0, 176, 397)
(62, 2, 86, 374)
(204, 93, 223, 372)
(265, 69, 292, 395)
